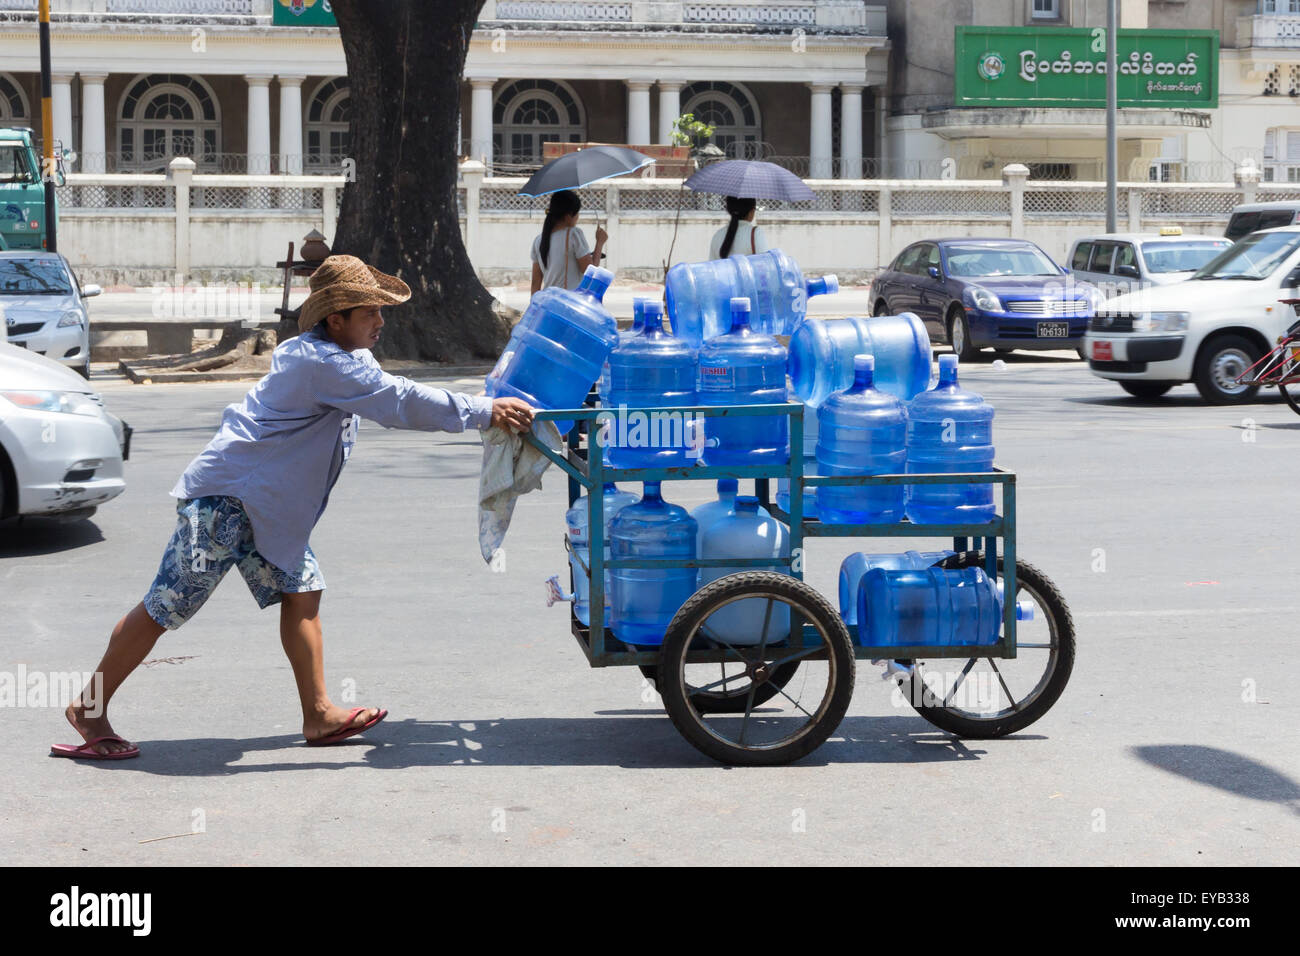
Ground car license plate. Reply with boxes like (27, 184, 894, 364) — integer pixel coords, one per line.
(1092, 340, 1113, 361)
(1037, 321, 1069, 338)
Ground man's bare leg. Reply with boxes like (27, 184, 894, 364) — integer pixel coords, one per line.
(278, 591, 380, 741)
(64, 601, 166, 755)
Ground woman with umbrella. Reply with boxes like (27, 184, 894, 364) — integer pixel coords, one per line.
(710, 196, 771, 260)
(530, 189, 607, 295)
(519, 146, 654, 296)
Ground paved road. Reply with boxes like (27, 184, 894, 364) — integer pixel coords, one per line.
(2, 355, 1297, 865)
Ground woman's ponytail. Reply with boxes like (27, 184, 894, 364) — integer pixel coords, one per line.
(539, 189, 582, 269)
(719, 195, 757, 259)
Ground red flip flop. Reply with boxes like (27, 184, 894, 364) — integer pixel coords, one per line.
(305, 707, 388, 747)
(50, 735, 140, 760)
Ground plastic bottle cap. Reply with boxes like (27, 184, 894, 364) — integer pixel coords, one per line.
(854, 354, 875, 373)
(643, 300, 664, 317)
(823, 275, 840, 295)
(717, 478, 739, 495)
(735, 495, 759, 513)
(939, 354, 958, 371)
(730, 297, 751, 312)
(585, 265, 615, 298)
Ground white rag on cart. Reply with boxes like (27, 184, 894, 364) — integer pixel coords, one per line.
(478, 419, 564, 564)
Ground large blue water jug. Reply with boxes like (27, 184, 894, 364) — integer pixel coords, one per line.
(605, 302, 698, 469)
(814, 355, 907, 524)
(610, 481, 698, 646)
(789, 314, 932, 407)
(838, 550, 954, 628)
(698, 496, 792, 645)
(690, 478, 738, 552)
(599, 297, 648, 406)
(857, 566, 1002, 647)
(665, 249, 839, 346)
(486, 264, 618, 435)
(566, 482, 638, 627)
(905, 354, 996, 525)
(697, 298, 789, 467)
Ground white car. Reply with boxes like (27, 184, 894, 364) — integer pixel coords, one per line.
(1086, 226, 1300, 403)
(0, 251, 101, 379)
(1067, 230, 1232, 300)
(0, 341, 128, 521)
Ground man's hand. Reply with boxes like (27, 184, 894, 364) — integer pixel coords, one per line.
(490, 397, 535, 434)
(595, 224, 609, 246)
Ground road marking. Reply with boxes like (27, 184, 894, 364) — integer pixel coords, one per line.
(1078, 607, 1300, 619)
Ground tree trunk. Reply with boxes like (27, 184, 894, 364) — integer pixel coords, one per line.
(330, 0, 511, 363)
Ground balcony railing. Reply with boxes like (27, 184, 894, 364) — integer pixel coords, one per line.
(483, 1, 885, 32)
(1239, 13, 1300, 47)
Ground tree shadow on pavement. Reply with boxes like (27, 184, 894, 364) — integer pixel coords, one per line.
(1131, 745, 1300, 816)
(92, 715, 1047, 773)
(0, 517, 105, 557)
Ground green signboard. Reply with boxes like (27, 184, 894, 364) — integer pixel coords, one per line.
(271, 0, 336, 27)
(955, 27, 1218, 110)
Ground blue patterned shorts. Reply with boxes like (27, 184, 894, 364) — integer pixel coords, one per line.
(143, 495, 325, 630)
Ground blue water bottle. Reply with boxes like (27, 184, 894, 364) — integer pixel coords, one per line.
(566, 483, 639, 626)
(837, 550, 954, 628)
(814, 355, 907, 524)
(690, 478, 739, 552)
(697, 297, 789, 467)
(789, 314, 932, 407)
(905, 354, 995, 525)
(665, 249, 839, 346)
(698, 496, 792, 645)
(857, 566, 1001, 647)
(486, 264, 618, 435)
(609, 481, 698, 646)
(600, 297, 648, 406)
(606, 302, 698, 469)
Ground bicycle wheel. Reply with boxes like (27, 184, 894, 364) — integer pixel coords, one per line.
(1281, 382, 1300, 417)
(900, 552, 1075, 739)
(657, 572, 855, 766)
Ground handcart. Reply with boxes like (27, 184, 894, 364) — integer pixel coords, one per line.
(526, 402, 1075, 766)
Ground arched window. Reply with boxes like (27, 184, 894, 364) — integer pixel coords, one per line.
(492, 79, 585, 165)
(0, 73, 29, 124)
(306, 77, 350, 172)
(680, 81, 761, 157)
(118, 74, 220, 172)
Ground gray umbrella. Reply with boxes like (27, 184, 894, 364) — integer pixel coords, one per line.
(517, 146, 655, 197)
(684, 159, 815, 201)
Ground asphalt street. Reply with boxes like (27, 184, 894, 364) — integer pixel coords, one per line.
(2, 353, 1297, 865)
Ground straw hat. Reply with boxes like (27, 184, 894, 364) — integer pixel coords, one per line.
(297, 254, 411, 333)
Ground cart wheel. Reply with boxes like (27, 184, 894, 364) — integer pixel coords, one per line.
(1280, 382, 1300, 417)
(639, 659, 801, 714)
(899, 552, 1075, 739)
(658, 572, 855, 765)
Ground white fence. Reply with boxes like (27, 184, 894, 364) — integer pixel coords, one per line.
(56, 160, 1291, 286)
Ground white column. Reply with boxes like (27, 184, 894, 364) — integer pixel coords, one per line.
(278, 74, 304, 175)
(839, 84, 863, 179)
(657, 81, 682, 145)
(470, 78, 495, 170)
(52, 74, 73, 159)
(246, 74, 273, 174)
(808, 84, 834, 179)
(80, 73, 107, 173)
(626, 80, 651, 145)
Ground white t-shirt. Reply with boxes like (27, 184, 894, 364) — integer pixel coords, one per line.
(531, 226, 592, 291)
(709, 220, 771, 260)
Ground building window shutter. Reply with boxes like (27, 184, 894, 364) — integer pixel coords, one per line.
(1265, 128, 1276, 161)
(1287, 130, 1300, 162)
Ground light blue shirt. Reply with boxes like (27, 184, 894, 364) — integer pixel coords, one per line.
(172, 326, 494, 572)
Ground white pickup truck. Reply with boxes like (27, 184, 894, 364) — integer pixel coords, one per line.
(1084, 226, 1300, 403)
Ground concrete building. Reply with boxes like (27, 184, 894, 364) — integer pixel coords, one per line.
(885, 0, 1300, 181)
(0, 0, 889, 178)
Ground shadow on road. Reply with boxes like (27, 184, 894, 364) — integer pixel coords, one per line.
(0, 517, 105, 557)
(73, 715, 1053, 773)
(1131, 744, 1300, 816)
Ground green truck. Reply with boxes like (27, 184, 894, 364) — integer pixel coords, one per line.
(0, 127, 58, 251)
